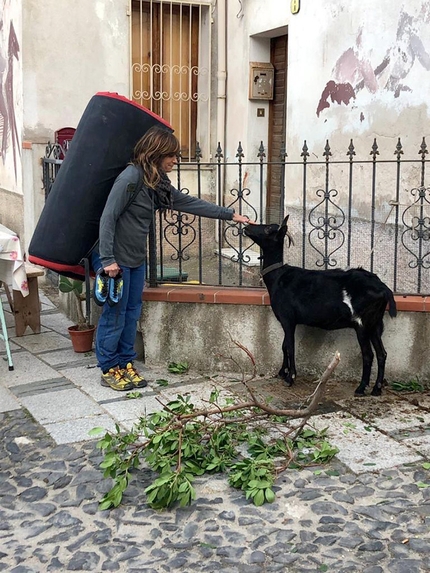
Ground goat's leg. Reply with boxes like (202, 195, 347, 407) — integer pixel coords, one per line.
(278, 327, 296, 386)
(369, 323, 387, 396)
(354, 330, 374, 397)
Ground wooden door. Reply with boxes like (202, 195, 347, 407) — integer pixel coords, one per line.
(267, 35, 288, 223)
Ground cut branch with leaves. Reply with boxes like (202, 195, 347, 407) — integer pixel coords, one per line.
(91, 344, 341, 511)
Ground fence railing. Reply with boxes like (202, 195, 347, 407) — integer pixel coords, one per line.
(42, 138, 430, 295)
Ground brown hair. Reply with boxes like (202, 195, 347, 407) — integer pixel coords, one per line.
(133, 126, 180, 188)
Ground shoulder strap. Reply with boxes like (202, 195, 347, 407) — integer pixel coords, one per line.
(120, 165, 145, 215)
(82, 166, 145, 261)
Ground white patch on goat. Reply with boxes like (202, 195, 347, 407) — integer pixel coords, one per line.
(342, 289, 363, 327)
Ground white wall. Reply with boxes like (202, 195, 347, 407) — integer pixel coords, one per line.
(23, 0, 130, 141)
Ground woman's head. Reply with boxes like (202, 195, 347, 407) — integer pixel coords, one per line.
(133, 126, 180, 188)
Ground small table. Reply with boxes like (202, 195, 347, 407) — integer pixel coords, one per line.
(0, 224, 43, 336)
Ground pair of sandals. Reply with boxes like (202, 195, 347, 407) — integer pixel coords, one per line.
(93, 269, 123, 307)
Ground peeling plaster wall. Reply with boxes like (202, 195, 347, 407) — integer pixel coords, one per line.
(0, 0, 23, 199)
(288, 0, 430, 160)
(224, 0, 430, 215)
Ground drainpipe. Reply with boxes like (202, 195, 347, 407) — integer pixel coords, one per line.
(216, 0, 227, 158)
(216, 0, 227, 251)
(216, 0, 227, 210)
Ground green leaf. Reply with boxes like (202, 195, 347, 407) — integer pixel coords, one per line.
(88, 427, 106, 436)
(264, 488, 276, 503)
(422, 462, 430, 470)
(199, 542, 217, 549)
(253, 489, 265, 506)
(416, 481, 430, 488)
(99, 498, 114, 511)
(156, 379, 169, 386)
(126, 391, 143, 399)
(168, 361, 189, 374)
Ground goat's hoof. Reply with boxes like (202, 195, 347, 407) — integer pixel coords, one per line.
(354, 390, 366, 397)
(371, 388, 382, 397)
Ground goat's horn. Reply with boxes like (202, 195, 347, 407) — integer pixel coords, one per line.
(286, 229, 295, 247)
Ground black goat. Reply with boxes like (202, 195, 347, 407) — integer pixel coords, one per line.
(244, 216, 397, 396)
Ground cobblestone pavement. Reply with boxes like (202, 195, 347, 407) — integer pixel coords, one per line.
(1, 288, 430, 572)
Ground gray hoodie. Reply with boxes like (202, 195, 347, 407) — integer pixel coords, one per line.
(99, 164, 235, 268)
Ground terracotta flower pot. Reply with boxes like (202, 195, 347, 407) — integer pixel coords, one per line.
(68, 324, 96, 353)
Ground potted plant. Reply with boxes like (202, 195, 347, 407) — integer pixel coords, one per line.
(59, 276, 95, 352)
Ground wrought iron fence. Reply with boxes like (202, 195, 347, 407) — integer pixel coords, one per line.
(42, 138, 430, 295)
(42, 142, 68, 200)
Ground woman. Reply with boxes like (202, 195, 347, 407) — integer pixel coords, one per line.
(92, 126, 253, 391)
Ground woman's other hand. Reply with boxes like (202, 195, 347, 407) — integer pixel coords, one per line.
(103, 263, 121, 277)
(232, 213, 256, 225)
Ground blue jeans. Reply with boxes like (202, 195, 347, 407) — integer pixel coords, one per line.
(91, 252, 146, 373)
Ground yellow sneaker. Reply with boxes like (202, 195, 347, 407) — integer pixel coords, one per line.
(100, 367, 133, 391)
(121, 362, 148, 388)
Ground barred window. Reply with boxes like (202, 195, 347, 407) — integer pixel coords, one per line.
(131, 0, 212, 160)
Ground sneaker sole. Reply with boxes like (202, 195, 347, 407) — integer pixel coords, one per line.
(108, 275, 123, 306)
(94, 272, 110, 306)
(100, 379, 133, 391)
(132, 379, 148, 388)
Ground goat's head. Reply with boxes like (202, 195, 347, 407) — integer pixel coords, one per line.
(244, 215, 293, 250)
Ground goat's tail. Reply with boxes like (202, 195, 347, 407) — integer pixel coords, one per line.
(385, 287, 397, 318)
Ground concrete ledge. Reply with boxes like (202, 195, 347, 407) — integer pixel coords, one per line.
(140, 286, 430, 383)
(143, 286, 428, 312)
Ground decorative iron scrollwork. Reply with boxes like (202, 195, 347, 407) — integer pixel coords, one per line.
(401, 187, 430, 291)
(44, 142, 66, 160)
(308, 188, 345, 268)
(162, 190, 197, 264)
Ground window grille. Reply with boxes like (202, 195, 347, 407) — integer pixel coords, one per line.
(131, 0, 212, 160)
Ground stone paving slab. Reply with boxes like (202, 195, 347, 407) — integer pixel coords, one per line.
(0, 351, 62, 387)
(40, 311, 77, 333)
(0, 384, 20, 412)
(38, 292, 57, 310)
(11, 377, 76, 397)
(40, 348, 96, 367)
(19, 388, 106, 424)
(337, 395, 430, 433)
(403, 434, 430, 457)
(12, 330, 72, 353)
(44, 414, 118, 444)
(98, 393, 161, 424)
(311, 411, 423, 473)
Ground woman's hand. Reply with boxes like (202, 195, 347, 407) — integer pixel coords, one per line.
(103, 263, 121, 277)
(232, 213, 256, 225)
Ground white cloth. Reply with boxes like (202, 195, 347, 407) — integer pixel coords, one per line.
(0, 224, 29, 297)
